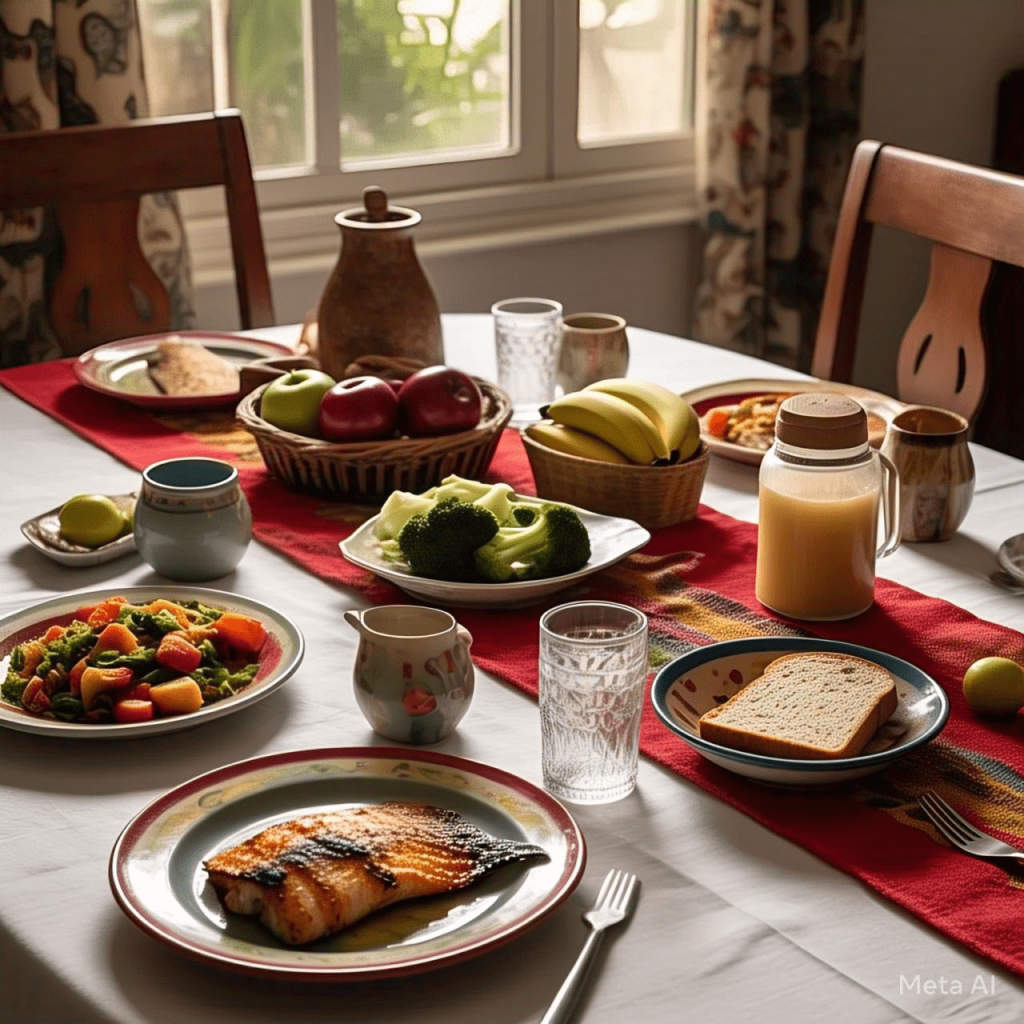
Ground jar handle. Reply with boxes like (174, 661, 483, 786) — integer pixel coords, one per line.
(877, 452, 901, 559)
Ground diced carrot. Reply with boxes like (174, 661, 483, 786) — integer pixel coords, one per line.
(91, 622, 139, 657)
(150, 678, 203, 716)
(87, 596, 128, 629)
(156, 633, 202, 674)
(41, 625, 65, 645)
(703, 406, 734, 440)
(20, 641, 47, 679)
(68, 657, 89, 696)
(212, 612, 267, 654)
(145, 599, 191, 629)
(80, 666, 134, 710)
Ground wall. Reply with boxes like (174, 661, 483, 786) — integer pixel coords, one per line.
(193, 222, 700, 341)
(855, 0, 1024, 393)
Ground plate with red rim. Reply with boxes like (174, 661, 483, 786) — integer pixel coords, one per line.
(0, 586, 304, 738)
(682, 377, 907, 466)
(109, 746, 586, 980)
(73, 330, 295, 409)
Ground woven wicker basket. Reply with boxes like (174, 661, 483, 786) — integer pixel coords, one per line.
(522, 431, 710, 530)
(237, 379, 512, 498)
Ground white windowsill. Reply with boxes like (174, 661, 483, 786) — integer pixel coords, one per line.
(185, 164, 701, 286)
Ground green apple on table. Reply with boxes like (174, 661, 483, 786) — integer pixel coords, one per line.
(260, 369, 336, 436)
(58, 494, 128, 548)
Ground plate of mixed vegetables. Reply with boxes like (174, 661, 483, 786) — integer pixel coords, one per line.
(340, 475, 651, 608)
(0, 587, 304, 738)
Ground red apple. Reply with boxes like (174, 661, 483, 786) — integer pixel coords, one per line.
(398, 366, 482, 437)
(318, 376, 399, 442)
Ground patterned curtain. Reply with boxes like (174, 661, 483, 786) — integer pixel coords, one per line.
(0, 0, 194, 368)
(693, 0, 865, 369)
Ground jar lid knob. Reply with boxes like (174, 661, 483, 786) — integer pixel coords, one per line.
(776, 393, 868, 449)
(363, 186, 389, 222)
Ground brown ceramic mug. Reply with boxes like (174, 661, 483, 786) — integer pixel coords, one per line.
(880, 406, 975, 542)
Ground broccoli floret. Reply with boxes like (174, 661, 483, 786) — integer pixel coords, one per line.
(2, 671, 27, 705)
(398, 497, 500, 581)
(373, 490, 438, 541)
(426, 476, 495, 504)
(510, 504, 538, 526)
(192, 663, 259, 700)
(473, 502, 591, 582)
(472, 483, 517, 525)
(44, 621, 96, 668)
(117, 607, 183, 637)
(197, 639, 223, 667)
(179, 599, 225, 624)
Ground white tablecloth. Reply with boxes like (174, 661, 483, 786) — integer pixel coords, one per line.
(3, 316, 1023, 1024)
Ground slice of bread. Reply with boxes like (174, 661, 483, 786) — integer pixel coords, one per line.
(149, 338, 240, 396)
(697, 652, 898, 760)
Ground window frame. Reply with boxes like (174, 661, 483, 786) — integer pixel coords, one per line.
(175, 0, 700, 285)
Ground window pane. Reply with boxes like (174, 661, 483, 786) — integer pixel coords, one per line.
(138, 0, 307, 170)
(577, 0, 688, 146)
(338, 0, 512, 167)
(138, 0, 214, 118)
(228, 1, 307, 168)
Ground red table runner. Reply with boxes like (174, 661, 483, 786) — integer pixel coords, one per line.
(5, 359, 1024, 976)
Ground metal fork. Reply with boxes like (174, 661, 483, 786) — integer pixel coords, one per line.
(919, 791, 1024, 860)
(540, 869, 640, 1024)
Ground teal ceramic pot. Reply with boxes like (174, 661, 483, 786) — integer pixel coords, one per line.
(135, 458, 252, 581)
(346, 605, 474, 745)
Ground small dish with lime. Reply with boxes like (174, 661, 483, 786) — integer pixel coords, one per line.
(21, 492, 138, 567)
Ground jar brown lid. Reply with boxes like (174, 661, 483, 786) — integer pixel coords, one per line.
(776, 393, 868, 449)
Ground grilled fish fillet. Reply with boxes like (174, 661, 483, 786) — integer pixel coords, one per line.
(203, 801, 548, 945)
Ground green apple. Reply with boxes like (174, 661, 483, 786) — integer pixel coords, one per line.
(962, 657, 1024, 716)
(59, 495, 127, 548)
(260, 369, 337, 436)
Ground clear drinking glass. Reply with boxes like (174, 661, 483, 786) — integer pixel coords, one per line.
(539, 601, 649, 804)
(492, 297, 563, 424)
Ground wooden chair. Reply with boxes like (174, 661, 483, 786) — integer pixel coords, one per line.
(810, 140, 1024, 425)
(0, 109, 273, 356)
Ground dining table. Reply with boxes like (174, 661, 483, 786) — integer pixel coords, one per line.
(2, 313, 1023, 1024)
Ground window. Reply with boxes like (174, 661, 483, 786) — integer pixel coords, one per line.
(137, 0, 697, 277)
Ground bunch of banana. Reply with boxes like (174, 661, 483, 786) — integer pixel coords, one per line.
(529, 378, 700, 466)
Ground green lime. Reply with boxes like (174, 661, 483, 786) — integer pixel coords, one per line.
(962, 657, 1024, 717)
(58, 495, 127, 548)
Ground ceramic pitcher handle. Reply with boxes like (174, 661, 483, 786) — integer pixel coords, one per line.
(457, 625, 473, 650)
(877, 452, 901, 559)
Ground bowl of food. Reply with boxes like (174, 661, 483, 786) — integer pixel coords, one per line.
(521, 378, 709, 531)
(236, 364, 512, 498)
(651, 637, 949, 784)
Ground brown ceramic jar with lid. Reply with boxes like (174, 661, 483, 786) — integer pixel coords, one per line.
(316, 186, 443, 381)
(755, 393, 900, 621)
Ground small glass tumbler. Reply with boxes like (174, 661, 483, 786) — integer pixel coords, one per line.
(135, 457, 252, 581)
(492, 297, 563, 423)
(539, 601, 649, 804)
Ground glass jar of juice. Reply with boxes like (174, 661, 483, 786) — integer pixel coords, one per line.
(755, 393, 900, 621)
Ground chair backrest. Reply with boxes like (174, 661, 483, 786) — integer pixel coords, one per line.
(0, 109, 273, 355)
(811, 140, 1024, 423)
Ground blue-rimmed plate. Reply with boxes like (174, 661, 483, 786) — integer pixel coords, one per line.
(651, 637, 950, 784)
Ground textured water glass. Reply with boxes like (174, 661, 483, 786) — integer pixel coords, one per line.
(539, 602, 649, 804)
(492, 298, 563, 423)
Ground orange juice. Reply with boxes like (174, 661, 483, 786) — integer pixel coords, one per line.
(756, 480, 879, 620)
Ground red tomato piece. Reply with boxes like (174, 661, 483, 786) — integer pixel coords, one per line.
(113, 699, 155, 724)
